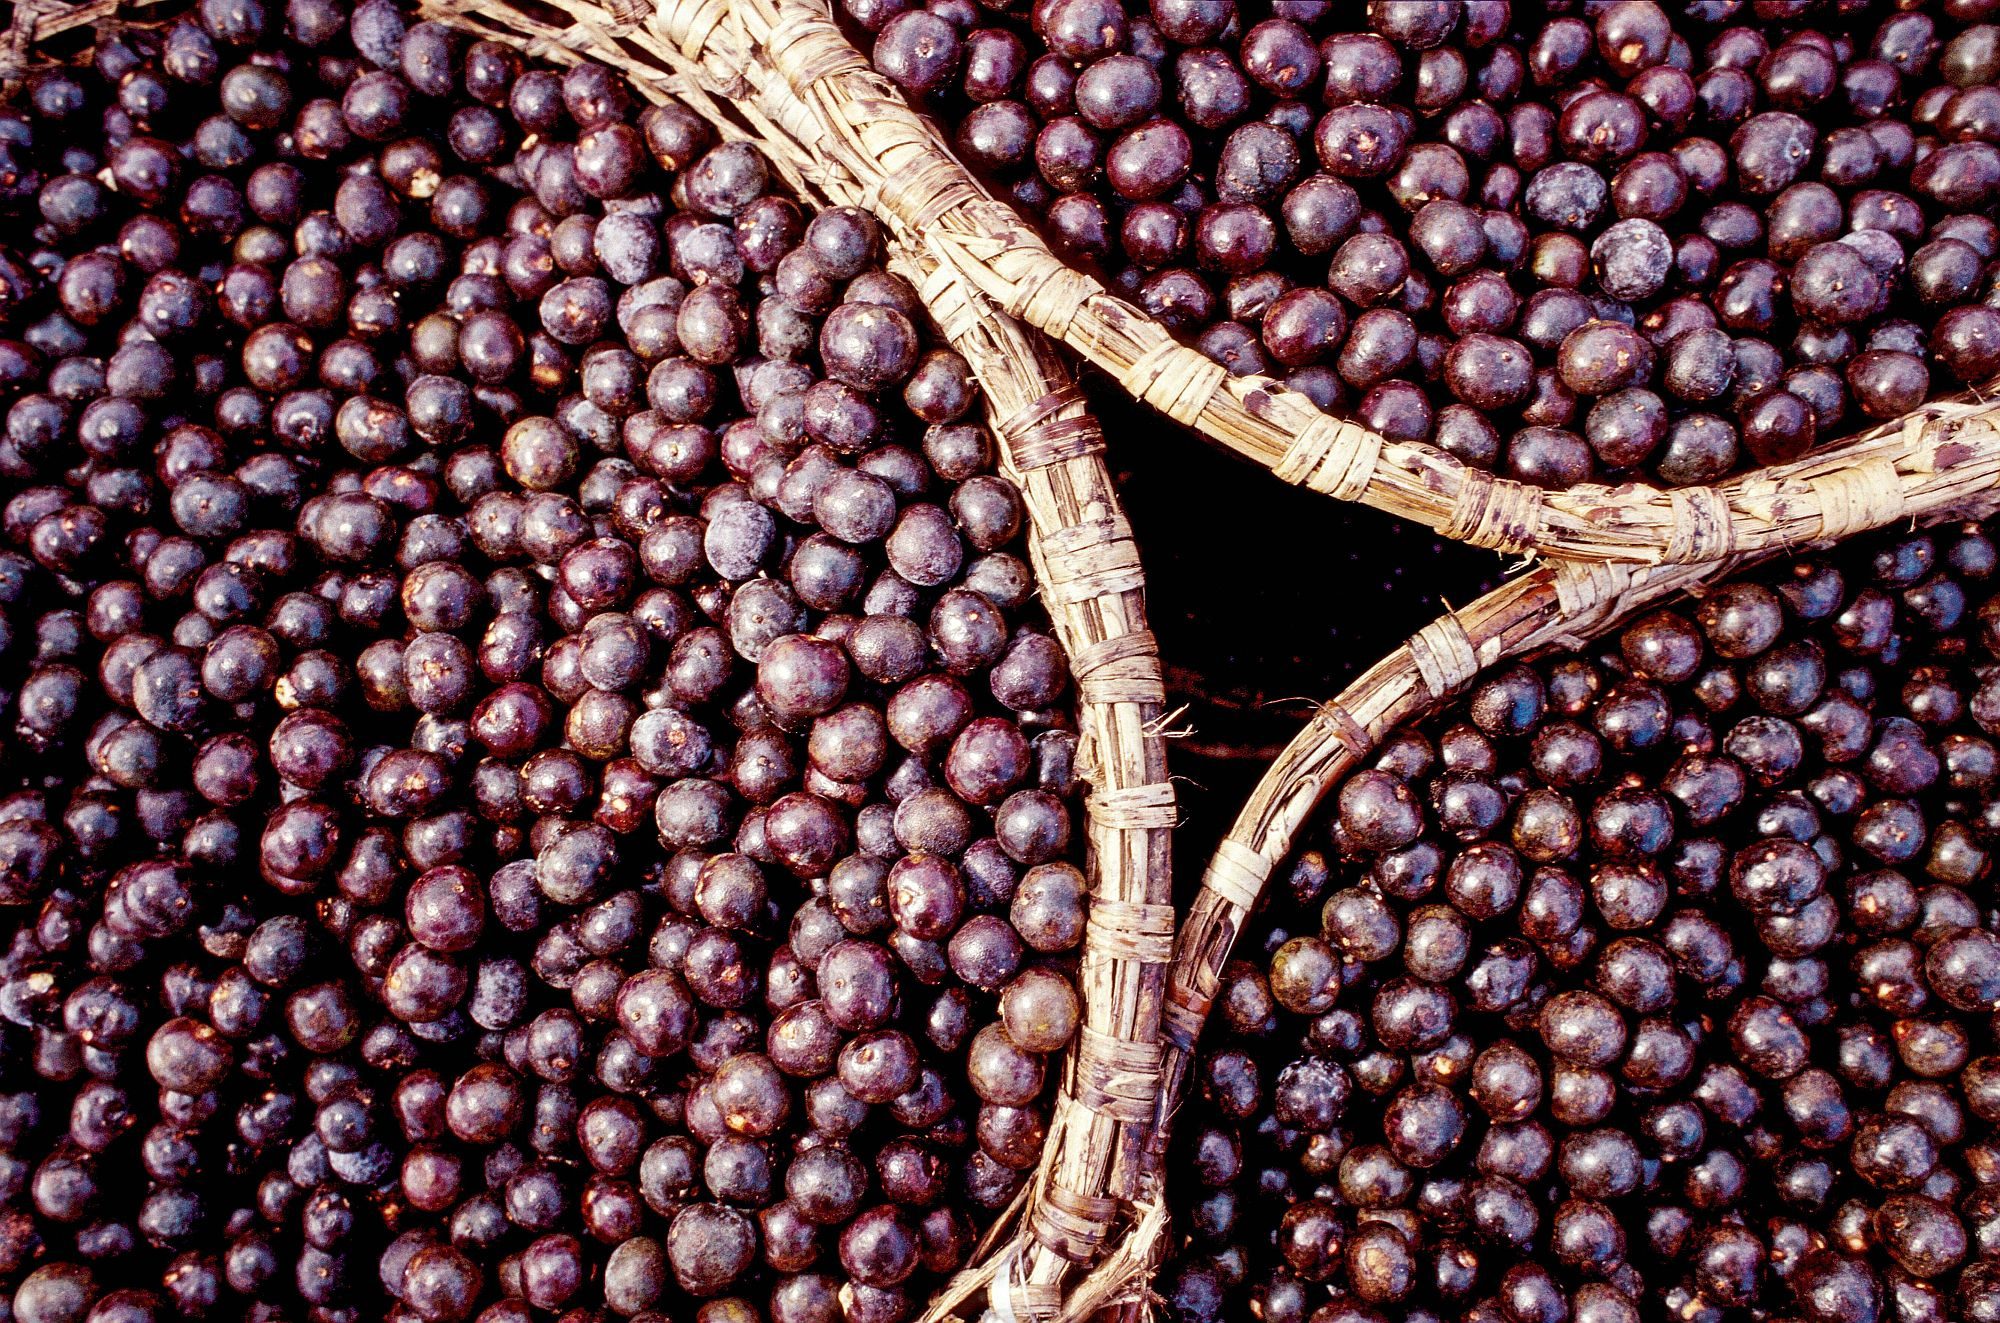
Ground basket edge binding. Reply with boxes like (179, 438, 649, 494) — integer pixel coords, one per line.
(693, 0, 2000, 573)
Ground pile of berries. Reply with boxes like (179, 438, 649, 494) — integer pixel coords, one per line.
(0, 3, 1090, 1320)
(858, 0, 2000, 488)
(1159, 517, 2000, 1323)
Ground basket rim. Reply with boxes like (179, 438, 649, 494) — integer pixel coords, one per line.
(1128, 397, 2000, 1287)
(520, 3, 2000, 1310)
(724, 0, 2000, 573)
(394, 0, 1181, 1314)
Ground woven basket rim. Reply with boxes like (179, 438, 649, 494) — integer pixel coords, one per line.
(1128, 386, 2000, 1289)
(717, 0, 2000, 574)
(551, 2, 2000, 1310)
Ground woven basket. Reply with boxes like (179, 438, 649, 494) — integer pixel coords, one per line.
(0, 2, 1173, 1320)
(425, 0, 2000, 1312)
(1118, 382, 2000, 1301)
(561, 0, 2000, 573)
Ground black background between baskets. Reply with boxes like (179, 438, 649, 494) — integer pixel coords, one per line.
(1090, 382, 1502, 900)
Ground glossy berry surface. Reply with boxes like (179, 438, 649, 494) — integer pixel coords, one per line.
(0, 8, 1087, 1321)
(1164, 517, 2000, 1323)
(856, 0, 2000, 489)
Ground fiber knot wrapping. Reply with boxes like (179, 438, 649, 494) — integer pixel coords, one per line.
(1274, 415, 1385, 501)
(1553, 558, 1633, 621)
(1445, 469, 1545, 554)
(878, 153, 977, 236)
(1042, 518, 1145, 605)
(1073, 1025, 1165, 1125)
(999, 387, 1108, 472)
(1027, 1176, 1120, 1265)
(1008, 416, 1104, 471)
(1084, 897, 1175, 964)
(1085, 781, 1177, 830)
(1121, 338, 1226, 428)
(992, 1252, 1068, 1323)
(659, 0, 731, 60)
(766, 14, 865, 89)
(1664, 484, 1736, 562)
(996, 384, 1082, 438)
(1202, 836, 1271, 913)
(1015, 266, 1100, 344)
(1810, 457, 1908, 543)
(1069, 630, 1165, 706)
(1408, 614, 1481, 698)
